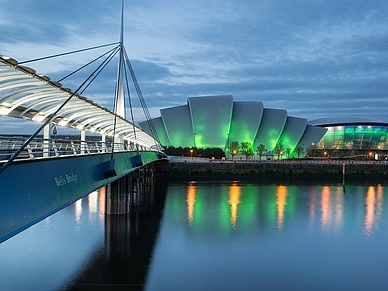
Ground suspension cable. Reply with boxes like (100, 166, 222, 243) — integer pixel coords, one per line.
(110, 45, 124, 159)
(57, 45, 120, 83)
(79, 46, 120, 95)
(123, 48, 160, 145)
(123, 59, 138, 147)
(0, 49, 121, 176)
(18, 42, 120, 64)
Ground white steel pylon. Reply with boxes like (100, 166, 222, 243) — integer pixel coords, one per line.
(114, 0, 125, 118)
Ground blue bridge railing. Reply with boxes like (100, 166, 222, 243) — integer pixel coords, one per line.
(0, 136, 154, 162)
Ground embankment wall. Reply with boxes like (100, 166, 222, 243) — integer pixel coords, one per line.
(155, 160, 388, 183)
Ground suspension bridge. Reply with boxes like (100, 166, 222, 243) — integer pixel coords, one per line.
(0, 2, 165, 243)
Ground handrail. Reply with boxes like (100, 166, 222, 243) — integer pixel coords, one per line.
(166, 155, 388, 164)
(0, 136, 156, 163)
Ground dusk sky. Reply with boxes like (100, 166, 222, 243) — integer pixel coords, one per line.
(1, 0, 388, 133)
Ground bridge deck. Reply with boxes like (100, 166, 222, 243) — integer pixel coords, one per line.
(0, 150, 163, 243)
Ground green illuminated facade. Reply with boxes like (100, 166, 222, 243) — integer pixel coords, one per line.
(310, 118, 388, 151)
(188, 96, 233, 148)
(139, 95, 327, 158)
(254, 108, 287, 151)
(159, 105, 193, 147)
(229, 101, 263, 149)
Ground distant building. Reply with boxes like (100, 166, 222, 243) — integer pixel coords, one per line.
(139, 95, 327, 158)
(310, 117, 388, 151)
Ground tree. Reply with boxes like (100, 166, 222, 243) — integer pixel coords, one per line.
(240, 142, 254, 160)
(256, 144, 267, 160)
(229, 141, 239, 160)
(163, 146, 225, 159)
(274, 140, 284, 160)
(285, 148, 291, 159)
(296, 145, 304, 158)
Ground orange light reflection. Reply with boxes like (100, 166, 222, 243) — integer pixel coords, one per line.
(364, 186, 376, 237)
(98, 186, 106, 222)
(276, 185, 287, 230)
(321, 186, 330, 231)
(187, 183, 196, 226)
(229, 183, 241, 229)
(88, 191, 98, 214)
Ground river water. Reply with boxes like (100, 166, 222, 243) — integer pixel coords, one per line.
(1, 179, 388, 290)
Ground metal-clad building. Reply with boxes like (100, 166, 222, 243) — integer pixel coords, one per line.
(310, 117, 388, 151)
(139, 95, 327, 158)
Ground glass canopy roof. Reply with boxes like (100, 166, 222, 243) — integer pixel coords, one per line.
(0, 55, 160, 150)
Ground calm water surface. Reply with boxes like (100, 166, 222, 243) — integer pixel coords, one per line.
(1, 180, 388, 290)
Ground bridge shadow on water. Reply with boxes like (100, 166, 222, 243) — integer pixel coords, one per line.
(64, 179, 168, 291)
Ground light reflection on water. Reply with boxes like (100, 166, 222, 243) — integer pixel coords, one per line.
(1, 182, 388, 290)
(276, 185, 287, 230)
(228, 182, 241, 229)
(0, 188, 107, 291)
(145, 182, 388, 291)
(187, 182, 196, 226)
(178, 182, 386, 238)
(74, 199, 82, 225)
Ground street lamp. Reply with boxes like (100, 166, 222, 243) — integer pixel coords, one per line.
(311, 142, 315, 158)
(190, 148, 193, 159)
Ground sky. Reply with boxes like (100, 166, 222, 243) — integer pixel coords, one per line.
(1, 0, 388, 134)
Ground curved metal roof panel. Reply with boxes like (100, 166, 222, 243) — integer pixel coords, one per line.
(0, 55, 160, 150)
(142, 95, 327, 158)
(309, 117, 388, 126)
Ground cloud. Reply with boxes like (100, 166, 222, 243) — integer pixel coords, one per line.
(1, 0, 388, 136)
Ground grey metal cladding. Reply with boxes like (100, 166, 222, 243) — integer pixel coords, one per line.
(160, 104, 193, 148)
(296, 125, 328, 150)
(254, 108, 287, 150)
(139, 117, 171, 147)
(278, 116, 307, 152)
(229, 101, 264, 147)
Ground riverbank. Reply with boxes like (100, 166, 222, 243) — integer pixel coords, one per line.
(155, 159, 388, 183)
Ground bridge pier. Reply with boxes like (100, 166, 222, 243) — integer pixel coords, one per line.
(105, 165, 156, 215)
(139, 164, 155, 186)
(106, 174, 135, 215)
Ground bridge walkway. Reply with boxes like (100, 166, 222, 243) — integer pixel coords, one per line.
(0, 136, 165, 243)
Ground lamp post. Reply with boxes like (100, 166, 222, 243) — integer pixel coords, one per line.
(311, 142, 315, 158)
(190, 148, 193, 159)
(253, 139, 256, 160)
(193, 132, 196, 148)
(227, 133, 229, 160)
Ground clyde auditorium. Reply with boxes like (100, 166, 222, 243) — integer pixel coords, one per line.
(139, 95, 388, 158)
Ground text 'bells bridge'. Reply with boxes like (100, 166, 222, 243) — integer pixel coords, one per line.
(0, 53, 165, 243)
